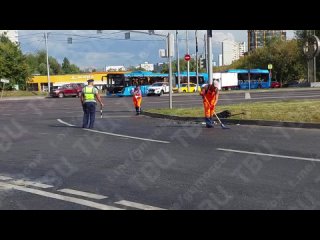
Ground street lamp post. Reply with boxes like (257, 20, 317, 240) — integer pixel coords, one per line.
(44, 31, 50, 93)
(168, 33, 173, 109)
(195, 30, 199, 91)
(207, 30, 213, 85)
(186, 30, 190, 92)
(176, 30, 181, 90)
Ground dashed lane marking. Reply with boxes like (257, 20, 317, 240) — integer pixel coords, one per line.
(115, 200, 166, 210)
(217, 148, 320, 162)
(58, 188, 108, 200)
(0, 182, 123, 210)
(57, 119, 170, 144)
(0, 176, 12, 181)
(9, 180, 54, 189)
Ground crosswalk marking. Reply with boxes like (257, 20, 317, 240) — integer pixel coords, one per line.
(9, 180, 53, 189)
(58, 188, 108, 200)
(115, 200, 165, 210)
(0, 182, 123, 210)
(0, 174, 164, 210)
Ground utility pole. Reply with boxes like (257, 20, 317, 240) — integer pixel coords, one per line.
(195, 30, 199, 91)
(204, 33, 208, 74)
(314, 30, 317, 82)
(186, 30, 190, 92)
(176, 30, 181, 89)
(44, 31, 50, 93)
(168, 33, 173, 109)
(207, 30, 213, 85)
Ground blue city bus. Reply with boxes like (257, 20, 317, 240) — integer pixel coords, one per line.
(226, 69, 271, 89)
(175, 72, 208, 87)
(117, 71, 168, 96)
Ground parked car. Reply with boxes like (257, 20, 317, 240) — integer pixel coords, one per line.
(50, 83, 84, 98)
(270, 81, 281, 88)
(174, 83, 201, 93)
(147, 82, 170, 96)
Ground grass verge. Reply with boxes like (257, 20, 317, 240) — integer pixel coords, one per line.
(1, 91, 47, 97)
(146, 99, 320, 123)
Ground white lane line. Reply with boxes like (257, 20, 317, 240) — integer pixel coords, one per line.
(57, 119, 75, 127)
(0, 182, 123, 210)
(83, 128, 170, 144)
(57, 119, 170, 144)
(58, 188, 108, 200)
(9, 180, 53, 189)
(115, 200, 165, 210)
(0, 176, 12, 181)
(217, 148, 320, 162)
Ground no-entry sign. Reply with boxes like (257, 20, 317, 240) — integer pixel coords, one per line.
(184, 54, 191, 61)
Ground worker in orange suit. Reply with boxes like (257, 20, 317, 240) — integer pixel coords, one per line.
(131, 85, 142, 115)
(200, 80, 220, 128)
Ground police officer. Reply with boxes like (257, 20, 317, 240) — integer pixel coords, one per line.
(80, 79, 104, 129)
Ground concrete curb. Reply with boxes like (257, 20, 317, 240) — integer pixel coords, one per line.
(142, 111, 320, 129)
(0, 96, 47, 101)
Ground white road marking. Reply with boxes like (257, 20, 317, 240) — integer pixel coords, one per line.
(83, 128, 170, 144)
(0, 182, 123, 210)
(57, 119, 75, 127)
(58, 188, 108, 200)
(217, 148, 320, 162)
(57, 119, 170, 144)
(9, 180, 53, 189)
(0, 176, 12, 181)
(115, 200, 165, 210)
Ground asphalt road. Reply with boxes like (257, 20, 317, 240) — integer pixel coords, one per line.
(0, 89, 320, 210)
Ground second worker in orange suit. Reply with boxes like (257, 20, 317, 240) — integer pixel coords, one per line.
(131, 85, 142, 115)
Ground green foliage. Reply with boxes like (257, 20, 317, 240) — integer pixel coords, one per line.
(0, 35, 30, 90)
(25, 52, 81, 76)
(216, 38, 305, 84)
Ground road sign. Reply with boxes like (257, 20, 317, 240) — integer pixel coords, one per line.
(0, 79, 9, 83)
(268, 64, 272, 70)
(184, 54, 191, 61)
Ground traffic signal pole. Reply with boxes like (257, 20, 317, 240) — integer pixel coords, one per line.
(207, 30, 213, 85)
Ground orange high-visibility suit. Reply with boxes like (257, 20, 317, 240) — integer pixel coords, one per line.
(131, 87, 142, 115)
(200, 83, 219, 127)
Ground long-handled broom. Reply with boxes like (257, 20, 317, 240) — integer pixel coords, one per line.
(204, 97, 229, 129)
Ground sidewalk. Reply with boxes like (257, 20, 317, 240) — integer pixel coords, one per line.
(142, 111, 320, 129)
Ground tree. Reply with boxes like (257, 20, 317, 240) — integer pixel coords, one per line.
(295, 30, 320, 81)
(0, 35, 30, 90)
(61, 57, 72, 74)
(214, 38, 305, 84)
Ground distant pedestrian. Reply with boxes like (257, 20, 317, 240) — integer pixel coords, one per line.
(200, 80, 220, 128)
(131, 85, 142, 115)
(80, 79, 104, 129)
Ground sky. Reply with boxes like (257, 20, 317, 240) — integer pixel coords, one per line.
(18, 30, 295, 71)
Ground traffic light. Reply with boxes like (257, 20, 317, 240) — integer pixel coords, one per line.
(200, 58, 206, 69)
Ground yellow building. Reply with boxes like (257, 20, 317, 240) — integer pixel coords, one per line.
(27, 71, 127, 91)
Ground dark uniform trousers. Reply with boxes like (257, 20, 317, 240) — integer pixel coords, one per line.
(82, 102, 96, 129)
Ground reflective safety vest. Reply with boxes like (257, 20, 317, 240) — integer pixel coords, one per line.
(83, 87, 95, 101)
